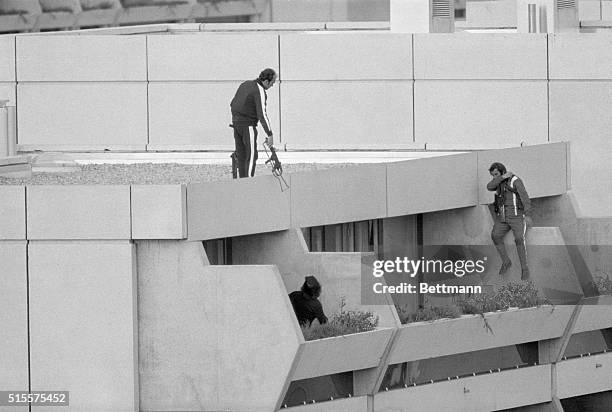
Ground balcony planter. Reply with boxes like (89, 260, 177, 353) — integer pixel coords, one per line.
(282, 395, 367, 411)
(388, 305, 574, 365)
(557, 352, 612, 399)
(573, 295, 612, 334)
(291, 328, 395, 380)
(375, 364, 551, 411)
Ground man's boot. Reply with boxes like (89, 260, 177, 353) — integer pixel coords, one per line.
(495, 243, 512, 275)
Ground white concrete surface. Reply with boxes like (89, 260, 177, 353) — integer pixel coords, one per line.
(187, 175, 290, 240)
(387, 152, 478, 217)
(0, 35, 15, 82)
(17, 82, 148, 151)
(0, 185, 25, 240)
(0, 82, 16, 106)
(290, 163, 387, 227)
(0, 241, 28, 412)
(131, 185, 187, 240)
(556, 352, 612, 399)
(414, 80, 548, 149)
(16, 36, 147, 81)
(281, 81, 415, 149)
(374, 365, 552, 411)
(147, 33, 279, 81)
(28, 240, 138, 412)
(414, 34, 547, 80)
(280, 33, 412, 80)
(27, 185, 131, 240)
(549, 34, 612, 79)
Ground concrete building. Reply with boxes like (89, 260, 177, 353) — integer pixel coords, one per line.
(1, 2, 612, 411)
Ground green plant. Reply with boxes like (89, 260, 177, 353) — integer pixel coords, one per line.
(398, 305, 461, 324)
(301, 297, 379, 341)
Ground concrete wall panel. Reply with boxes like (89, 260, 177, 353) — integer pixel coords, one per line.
(557, 353, 612, 399)
(282, 81, 415, 149)
(290, 164, 386, 228)
(28, 241, 138, 412)
(415, 80, 548, 149)
(0, 241, 28, 407)
(293, 329, 394, 380)
(138, 241, 300, 411)
(0, 82, 16, 105)
(187, 176, 290, 240)
(387, 153, 478, 217)
(550, 81, 612, 217)
(138, 240, 219, 411)
(414, 34, 547, 80)
(280, 33, 412, 80)
(549, 34, 612, 79)
(477, 143, 569, 204)
(147, 34, 278, 81)
(389, 306, 572, 364)
(27, 185, 131, 240)
(131, 185, 187, 240)
(148, 82, 280, 150)
(580, 0, 602, 20)
(215, 265, 301, 411)
(0, 186, 25, 240)
(16, 36, 146, 81)
(17, 83, 148, 150)
(374, 365, 551, 411)
(0, 35, 15, 81)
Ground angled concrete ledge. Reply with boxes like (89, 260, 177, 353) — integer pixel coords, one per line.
(477, 142, 569, 204)
(26, 185, 131, 240)
(282, 395, 367, 411)
(387, 306, 574, 365)
(292, 328, 395, 381)
(290, 164, 387, 228)
(187, 175, 290, 240)
(556, 352, 612, 399)
(374, 365, 551, 411)
(572, 295, 612, 334)
(387, 152, 478, 217)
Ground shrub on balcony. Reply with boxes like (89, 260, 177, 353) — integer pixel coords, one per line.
(592, 275, 612, 296)
(397, 305, 461, 324)
(459, 281, 547, 315)
(301, 298, 379, 341)
(39, 0, 82, 13)
(80, 0, 120, 10)
(397, 281, 548, 324)
(0, 0, 42, 15)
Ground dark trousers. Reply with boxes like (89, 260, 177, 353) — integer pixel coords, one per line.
(491, 215, 528, 271)
(233, 125, 258, 178)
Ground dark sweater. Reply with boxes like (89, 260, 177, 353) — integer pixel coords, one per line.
(230, 79, 273, 136)
(487, 174, 532, 217)
(288, 291, 328, 326)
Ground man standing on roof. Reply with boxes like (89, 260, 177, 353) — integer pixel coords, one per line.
(230, 68, 277, 178)
(487, 162, 533, 280)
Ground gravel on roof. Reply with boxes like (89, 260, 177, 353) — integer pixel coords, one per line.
(0, 162, 351, 185)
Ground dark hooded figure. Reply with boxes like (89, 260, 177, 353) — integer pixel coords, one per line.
(289, 276, 328, 326)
